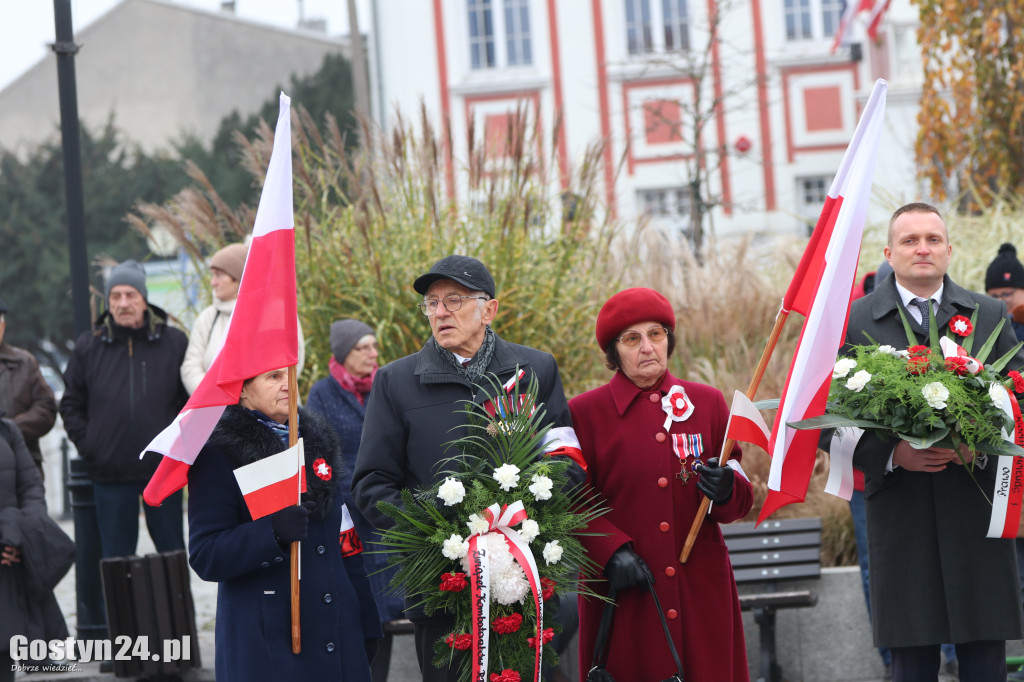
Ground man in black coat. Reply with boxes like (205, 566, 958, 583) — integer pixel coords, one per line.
(845, 203, 1024, 681)
(59, 260, 188, 559)
(352, 255, 582, 682)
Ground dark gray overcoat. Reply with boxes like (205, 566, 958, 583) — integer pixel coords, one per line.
(846, 273, 1024, 647)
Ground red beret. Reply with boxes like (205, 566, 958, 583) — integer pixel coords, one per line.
(595, 287, 676, 349)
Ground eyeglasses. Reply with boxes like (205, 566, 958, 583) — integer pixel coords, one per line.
(418, 294, 489, 316)
(616, 326, 669, 348)
(990, 290, 1018, 301)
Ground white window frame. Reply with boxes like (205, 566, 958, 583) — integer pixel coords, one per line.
(638, 186, 694, 241)
(796, 174, 832, 234)
(467, 0, 534, 71)
(783, 0, 843, 43)
(625, 0, 691, 57)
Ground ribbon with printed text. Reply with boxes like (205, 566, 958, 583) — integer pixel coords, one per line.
(988, 386, 1024, 538)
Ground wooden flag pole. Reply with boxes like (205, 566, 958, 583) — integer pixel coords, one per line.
(679, 307, 791, 563)
(288, 365, 301, 654)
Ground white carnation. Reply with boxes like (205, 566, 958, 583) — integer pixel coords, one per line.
(989, 382, 1010, 410)
(845, 370, 872, 392)
(528, 474, 554, 501)
(833, 358, 858, 379)
(437, 477, 466, 506)
(493, 463, 521, 491)
(441, 534, 468, 561)
(876, 345, 897, 355)
(518, 519, 540, 543)
(542, 540, 563, 565)
(922, 382, 950, 410)
(467, 513, 491, 536)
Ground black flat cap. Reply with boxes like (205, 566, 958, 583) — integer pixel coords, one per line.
(413, 255, 496, 299)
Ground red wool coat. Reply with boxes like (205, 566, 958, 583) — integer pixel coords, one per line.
(569, 371, 752, 682)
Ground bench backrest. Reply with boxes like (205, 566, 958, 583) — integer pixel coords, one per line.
(721, 517, 822, 584)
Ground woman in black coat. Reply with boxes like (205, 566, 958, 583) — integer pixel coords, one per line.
(187, 368, 382, 682)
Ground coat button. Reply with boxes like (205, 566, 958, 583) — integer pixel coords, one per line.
(649, 393, 660, 403)
(316, 545, 326, 555)
(260, 561, 269, 568)
(322, 593, 333, 604)
(657, 477, 668, 488)
(274, 556, 283, 563)
(325, 642, 336, 653)
(665, 566, 676, 577)
(655, 432, 666, 443)
(659, 522, 670, 532)
(667, 609, 678, 620)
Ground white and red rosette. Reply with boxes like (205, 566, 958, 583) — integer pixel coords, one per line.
(661, 384, 695, 431)
(466, 501, 544, 682)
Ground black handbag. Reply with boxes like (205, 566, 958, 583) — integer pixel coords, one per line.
(586, 574, 685, 682)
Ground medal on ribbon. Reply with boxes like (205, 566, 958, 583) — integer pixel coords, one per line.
(672, 433, 704, 484)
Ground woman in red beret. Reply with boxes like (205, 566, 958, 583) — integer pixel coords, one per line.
(570, 287, 752, 681)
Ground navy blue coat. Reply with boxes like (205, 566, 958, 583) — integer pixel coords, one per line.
(188, 405, 381, 682)
(307, 375, 405, 622)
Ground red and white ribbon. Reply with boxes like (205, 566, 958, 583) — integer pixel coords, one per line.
(987, 386, 1024, 538)
(939, 336, 983, 375)
(483, 369, 533, 418)
(467, 501, 544, 682)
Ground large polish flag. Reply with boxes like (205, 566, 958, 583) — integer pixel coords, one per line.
(757, 80, 887, 524)
(143, 92, 298, 507)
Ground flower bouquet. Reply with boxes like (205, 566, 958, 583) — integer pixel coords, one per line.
(374, 373, 607, 682)
(790, 305, 1024, 463)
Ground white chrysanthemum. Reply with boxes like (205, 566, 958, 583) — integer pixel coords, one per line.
(441, 534, 468, 561)
(466, 513, 491, 536)
(876, 345, 897, 355)
(833, 358, 857, 379)
(922, 382, 950, 410)
(518, 519, 540, 543)
(528, 474, 554, 501)
(542, 540, 563, 565)
(989, 382, 1009, 410)
(437, 477, 466, 506)
(845, 370, 872, 392)
(493, 463, 521, 491)
(459, 536, 529, 604)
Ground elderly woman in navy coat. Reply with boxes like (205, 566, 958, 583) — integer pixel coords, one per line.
(188, 367, 382, 682)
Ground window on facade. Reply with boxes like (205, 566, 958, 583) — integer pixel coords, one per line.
(469, 0, 534, 70)
(662, 0, 690, 51)
(797, 175, 831, 234)
(468, 0, 496, 69)
(639, 187, 693, 240)
(504, 0, 532, 66)
(784, 0, 842, 42)
(626, 0, 654, 54)
(625, 0, 689, 55)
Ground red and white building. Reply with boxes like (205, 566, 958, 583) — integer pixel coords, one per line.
(366, 0, 924, 239)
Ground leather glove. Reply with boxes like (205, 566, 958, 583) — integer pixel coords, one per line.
(696, 457, 734, 504)
(603, 545, 652, 592)
(271, 501, 315, 546)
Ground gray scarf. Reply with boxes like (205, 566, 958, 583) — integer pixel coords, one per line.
(432, 326, 496, 381)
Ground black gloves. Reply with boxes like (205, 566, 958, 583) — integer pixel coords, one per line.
(271, 500, 315, 546)
(604, 545, 652, 592)
(696, 457, 734, 504)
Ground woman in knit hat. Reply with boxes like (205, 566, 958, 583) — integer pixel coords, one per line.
(306, 320, 403, 680)
(180, 242, 305, 394)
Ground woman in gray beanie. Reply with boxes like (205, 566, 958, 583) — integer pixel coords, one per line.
(181, 243, 304, 394)
(307, 320, 403, 681)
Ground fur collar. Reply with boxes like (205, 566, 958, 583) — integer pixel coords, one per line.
(209, 405, 343, 520)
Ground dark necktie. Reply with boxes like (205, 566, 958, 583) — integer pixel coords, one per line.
(461, 358, 471, 367)
(914, 298, 931, 334)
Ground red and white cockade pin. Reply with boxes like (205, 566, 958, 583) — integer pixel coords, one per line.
(661, 384, 695, 431)
(313, 458, 332, 481)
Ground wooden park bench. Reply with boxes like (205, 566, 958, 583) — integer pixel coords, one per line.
(722, 517, 823, 682)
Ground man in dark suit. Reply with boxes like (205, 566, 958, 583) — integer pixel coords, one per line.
(846, 202, 1024, 681)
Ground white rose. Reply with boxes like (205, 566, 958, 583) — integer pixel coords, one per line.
(518, 519, 540, 543)
(441, 534, 468, 560)
(989, 382, 1010, 411)
(528, 474, 554, 501)
(542, 540, 563, 565)
(493, 463, 521, 491)
(466, 513, 491, 536)
(876, 345, 896, 355)
(833, 358, 858, 379)
(845, 370, 872, 392)
(922, 382, 950, 410)
(437, 477, 466, 506)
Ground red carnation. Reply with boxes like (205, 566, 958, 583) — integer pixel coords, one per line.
(1010, 371, 1024, 393)
(948, 315, 974, 337)
(908, 345, 931, 356)
(489, 670, 521, 682)
(907, 355, 930, 375)
(492, 613, 523, 634)
(445, 633, 472, 650)
(540, 577, 556, 601)
(944, 356, 970, 376)
(439, 572, 468, 592)
(527, 627, 555, 648)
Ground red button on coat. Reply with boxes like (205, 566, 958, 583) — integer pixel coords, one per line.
(649, 393, 660, 403)
(659, 522, 670, 532)
(657, 477, 668, 488)
(667, 609, 678, 620)
(665, 566, 676, 577)
(655, 432, 666, 443)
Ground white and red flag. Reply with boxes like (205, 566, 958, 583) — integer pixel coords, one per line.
(757, 79, 887, 524)
(865, 0, 892, 41)
(143, 92, 298, 507)
(725, 390, 771, 452)
(831, 0, 876, 53)
(233, 440, 307, 520)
